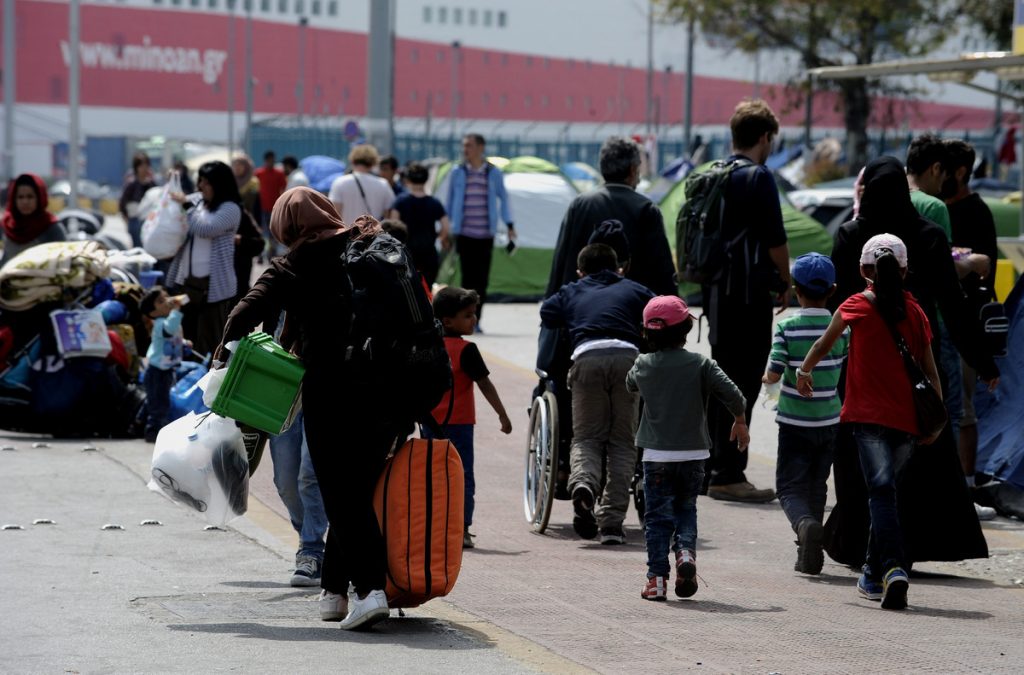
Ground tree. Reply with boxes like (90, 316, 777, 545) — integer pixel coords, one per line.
(659, 1, 959, 172)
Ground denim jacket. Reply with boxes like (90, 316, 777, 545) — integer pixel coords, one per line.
(446, 162, 514, 237)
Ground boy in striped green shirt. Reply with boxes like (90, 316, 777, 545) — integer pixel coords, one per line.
(763, 253, 849, 576)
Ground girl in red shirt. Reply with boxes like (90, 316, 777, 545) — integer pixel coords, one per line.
(797, 234, 941, 611)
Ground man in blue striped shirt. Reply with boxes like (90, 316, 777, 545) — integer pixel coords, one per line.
(763, 253, 849, 575)
(446, 134, 514, 329)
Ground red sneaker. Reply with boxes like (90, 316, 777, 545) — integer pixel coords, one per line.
(675, 549, 698, 598)
(641, 575, 668, 601)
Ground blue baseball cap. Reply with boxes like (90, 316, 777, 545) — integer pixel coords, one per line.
(792, 253, 836, 294)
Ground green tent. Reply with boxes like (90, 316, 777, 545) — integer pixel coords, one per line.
(658, 167, 834, 296)
(434, 156, 579, 300)
(983, 197, 1021, 239)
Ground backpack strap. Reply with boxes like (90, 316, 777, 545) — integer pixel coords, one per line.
(351, 173, 373, 216)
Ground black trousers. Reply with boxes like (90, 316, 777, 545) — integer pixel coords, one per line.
(705, 294, 773, 486)
(301, 372, 399, 596)
(456, 235, 494, 320)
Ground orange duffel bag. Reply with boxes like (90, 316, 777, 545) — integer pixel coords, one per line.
(373, 437, 465, 609)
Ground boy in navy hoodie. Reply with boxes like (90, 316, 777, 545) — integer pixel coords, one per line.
(540, 243, 655, 544)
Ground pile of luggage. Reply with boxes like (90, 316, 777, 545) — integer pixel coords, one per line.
(0, 240, 155, 437)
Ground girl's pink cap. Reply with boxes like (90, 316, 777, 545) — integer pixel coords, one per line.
(643, 295, 690, 329)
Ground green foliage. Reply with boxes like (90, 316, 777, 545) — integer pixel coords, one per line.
(957, 1, 1013, 51)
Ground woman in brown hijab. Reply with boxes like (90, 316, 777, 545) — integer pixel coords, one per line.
(219, 187, 394, 631)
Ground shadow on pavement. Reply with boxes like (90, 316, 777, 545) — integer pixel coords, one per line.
(664, 600, 786, 615)
(840, 601, 993, 620)
(464, 548, 529, 556)
(220, 580, 294, 589)
(907, 570, 998, 589)
(167, 618, 498, 648)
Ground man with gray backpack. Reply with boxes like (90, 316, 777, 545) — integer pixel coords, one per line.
(677, 99, 791, 503)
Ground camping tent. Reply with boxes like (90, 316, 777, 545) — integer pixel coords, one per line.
(560, 161, 602, 193)
(434, 156, 579, 300)
(656, 165, 834, 297)
(300, 155, 347, 194)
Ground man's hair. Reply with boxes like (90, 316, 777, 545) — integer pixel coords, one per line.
(379, 155, 399, 171)
(404, 162, 429, 185)
(644, 317, 694, 351)
(433, 286, 480, 320)
(140, 286, 165, 318)
(380, 218, 408, 243)
(281, 155, 299, 171)
(463, 133, 486, 147)
(132, 152, 150, 172)
(348, 144, 380, 168)
(906, 134, 946, 177)
(577, 243, 619, 275)
(599, 136, 641, 183)
(730, 99, 779, 150)
(263, 150, 275, 162)
(943, 139, 975, 185)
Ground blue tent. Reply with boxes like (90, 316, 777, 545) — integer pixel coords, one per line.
(300, 155, 347, 194)
(659, 157, 694, 182)
(765, 145, 804, 171)
(974, 275, 1024, 490)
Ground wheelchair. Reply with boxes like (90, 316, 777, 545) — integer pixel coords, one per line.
(524, 326, 647, 535)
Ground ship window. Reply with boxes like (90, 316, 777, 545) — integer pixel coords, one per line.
(311, 0, 320, 14)
(483, 9, 492, 26)
(260, 0, 270, 12)
(438, 6, 447, 23)
(497, 10, 506, 27)
(468, 8, 477, 25)
(423, 6, 431, 22)
(453, 7, 462, 24)
(326, 0, 336, 14)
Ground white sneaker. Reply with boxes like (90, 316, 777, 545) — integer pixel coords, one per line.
(339, 589, 389, 630)
(975, 503, 997, 521)
(319, 590, 347, 621)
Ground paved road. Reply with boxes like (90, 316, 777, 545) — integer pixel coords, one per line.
(2, 303, 1023, 673)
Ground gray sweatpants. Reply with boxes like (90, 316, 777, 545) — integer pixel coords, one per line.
(568, 348, 639, 530)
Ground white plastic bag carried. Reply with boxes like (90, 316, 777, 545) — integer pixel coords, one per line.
(141, 173, 189, 260)
(148, 411, 250, 526)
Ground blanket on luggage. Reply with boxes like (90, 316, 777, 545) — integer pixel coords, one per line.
(0, 240, 110, 311)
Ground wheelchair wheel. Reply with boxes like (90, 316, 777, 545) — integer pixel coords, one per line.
(523, 390, 559, 533)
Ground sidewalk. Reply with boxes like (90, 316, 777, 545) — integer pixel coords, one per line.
(2, 303, 1022, 674)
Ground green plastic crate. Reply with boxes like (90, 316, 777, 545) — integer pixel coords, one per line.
(210, 332, 305, 434)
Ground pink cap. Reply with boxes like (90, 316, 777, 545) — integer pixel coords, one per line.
(643, 295, 690, 329)
(860, 233, 908, 268)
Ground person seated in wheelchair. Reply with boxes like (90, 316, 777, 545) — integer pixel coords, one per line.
(540, 243, 655, 545)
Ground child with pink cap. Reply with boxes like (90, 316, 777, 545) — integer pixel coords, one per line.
(627, 295, 749, 601)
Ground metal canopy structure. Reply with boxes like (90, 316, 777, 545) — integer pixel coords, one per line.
(808, 51, 1024, 238)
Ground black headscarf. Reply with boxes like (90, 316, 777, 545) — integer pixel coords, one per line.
(856, 156, 919, 237)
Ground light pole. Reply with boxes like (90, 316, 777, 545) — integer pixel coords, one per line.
(645, 0, 653, 137)
(68, 0, 80, 208)
(244, 0, 253, 156)
(683, 16, 694, 154)
(450, 40, 461, 149)
(3, 0, 15, 180)
(227, 0, 236, 155)
(297, 16, 307, 125)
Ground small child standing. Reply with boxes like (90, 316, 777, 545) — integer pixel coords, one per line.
(763, 253, 849, 575)
(424, 286, 512, 549)
(140, 286, 186, 442)
(627, 296, 749, 601)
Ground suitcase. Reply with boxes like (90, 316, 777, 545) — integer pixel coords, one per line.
(373, 437, 465, 609)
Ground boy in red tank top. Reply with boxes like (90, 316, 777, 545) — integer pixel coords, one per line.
(422, 286, 512, 548)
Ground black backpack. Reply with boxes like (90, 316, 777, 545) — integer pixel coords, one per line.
(343, 232, 452, 421)
(676, 158, 753, 284)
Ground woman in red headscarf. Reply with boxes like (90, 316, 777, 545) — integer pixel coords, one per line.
(218, 187, 395, 631)
(2, 174, 66, 266)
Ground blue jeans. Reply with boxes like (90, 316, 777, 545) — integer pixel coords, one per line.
(143, 366, 174, 439)
(937, 321, 964, 441)
(421, 423, 475, 527)
(128, 216, 144, 248)
(269, 411, 327, 560)
(776, 424, 836, 530)
(643, 460, 704, 578)
(853, 423, 914, 579)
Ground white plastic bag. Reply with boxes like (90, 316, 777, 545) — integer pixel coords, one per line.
(148, 412, 249, 526)
(198, 366, 228, 408)
(141, 174, 189, 260)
